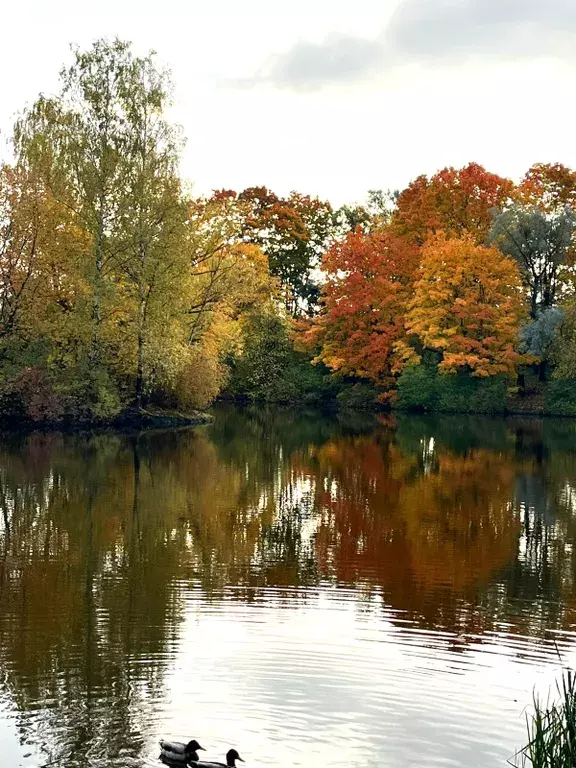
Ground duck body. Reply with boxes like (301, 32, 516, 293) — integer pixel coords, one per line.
(159, 739, 205, 764)
(192, 749, 244, 768)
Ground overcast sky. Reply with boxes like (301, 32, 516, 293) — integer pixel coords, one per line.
(1, 0, 576, 205)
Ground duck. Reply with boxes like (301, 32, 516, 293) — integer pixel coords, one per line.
(191, 749, 244, 768)
(159, 739, 206, 764)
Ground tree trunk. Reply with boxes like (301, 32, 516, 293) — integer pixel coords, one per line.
(135, 293, 145, 410)
(538, 359, 547, 382)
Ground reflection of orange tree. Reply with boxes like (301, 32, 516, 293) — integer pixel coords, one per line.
(303, 435, 523, 634)
(399, 450, 520, 593)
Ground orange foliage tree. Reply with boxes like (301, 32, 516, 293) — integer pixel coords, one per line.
(307, 228, 419, 391)
(392, 163, 515, 245)
(396, 233, 527, 377)
(516, 162, 576, 213)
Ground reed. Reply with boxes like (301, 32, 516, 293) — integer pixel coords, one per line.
(513, 670, 576, 768)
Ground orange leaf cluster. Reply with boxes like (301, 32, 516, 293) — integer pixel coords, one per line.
(515, 162, 576, 213)
(308, 229, 419, 389)
(391, 162, 514, 245)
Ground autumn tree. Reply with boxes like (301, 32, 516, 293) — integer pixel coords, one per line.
(15, 42, 137, 373)
(516, 163, 576, 213)
(397, 233, 527, 377)
(206, 186, 334, 315)
(113, 52, 188, 407)
(392, 163, 515, 245)
(308, 228, 419, 391)
(0, 165, 47, 348)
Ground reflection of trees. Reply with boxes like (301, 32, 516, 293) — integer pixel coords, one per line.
(208, 410, 576, 639)
(0, 432, 200, 766)
(1, 411, 576, 762)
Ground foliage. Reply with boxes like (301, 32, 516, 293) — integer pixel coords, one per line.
(203, 186, 334, 315)
(308, 228, 419, 392)
(4, 40, 277, 421)
(336, 382, 381, 411)
(519, 307, 565, 357)
(4, 37, 576, 421)
(489, 206, 575, 320)
(396, 365, 508, 413)
(550, 301, 576, 381)
(391, 162, 514, 245)
(397, 233, 527, 378)
(544, 381, 576, 416)
(517, 163, 576, 213)
(226, 310, 336, 405)
(395, 365, 439, 411)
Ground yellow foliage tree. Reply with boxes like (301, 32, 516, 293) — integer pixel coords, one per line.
(397, 233, 527, 377)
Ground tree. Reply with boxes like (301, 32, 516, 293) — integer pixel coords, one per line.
(15, 41, 137, 374)
(206, 186, 334, 315)
(114, 52, 186, 407)
(0, 165, 47, 346)
(308, 228, 419, 392)
(489, 205, 575, 320)
(550, 301, 576, 381)
(0, 163, 94, 420)
(392, 163, 515, 245)
(334, 189, 397, 235)
(517, 163, 576, 213)
(397, 233, 527, 377)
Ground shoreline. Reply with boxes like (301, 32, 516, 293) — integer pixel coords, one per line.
(0, 408, 213, 434)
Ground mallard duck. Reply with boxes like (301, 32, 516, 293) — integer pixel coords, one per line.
(192, 749, 244, 768)
(159, 739, 205, 764)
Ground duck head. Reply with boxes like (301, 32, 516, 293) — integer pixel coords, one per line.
(186, 740, 205, 756)
(226, 749, 244, 767)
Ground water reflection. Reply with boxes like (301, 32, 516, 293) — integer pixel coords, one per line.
(0, 408, 575, 767)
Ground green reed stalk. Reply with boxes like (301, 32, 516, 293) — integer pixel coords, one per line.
(514, 670, 576, 768)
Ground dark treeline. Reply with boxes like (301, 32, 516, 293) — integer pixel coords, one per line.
(2, 39, 576, 422)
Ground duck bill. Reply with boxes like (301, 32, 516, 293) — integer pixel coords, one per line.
(198, 747, 206, 751)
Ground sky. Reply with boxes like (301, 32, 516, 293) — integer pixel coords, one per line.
(1, 0, 576, 206)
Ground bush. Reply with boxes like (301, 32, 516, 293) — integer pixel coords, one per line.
(396, 365, 508, 414)
(337, 382, 380, 410)
(396, 365, 438, 411)
(544, 380, 576, 416)
(436, 372, 508, 414)
(226, 311, 339, 405)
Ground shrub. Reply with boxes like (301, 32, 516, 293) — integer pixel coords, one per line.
(544, 380, 576, 416)
(226, 311, 339, 405)
(396, 365, 508, 414)
(396, 365, 438, 411)
(435, 373, 508, 414)
(337, 382, 380, 410)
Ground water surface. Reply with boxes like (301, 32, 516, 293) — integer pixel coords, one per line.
(1, 406, 576, 768)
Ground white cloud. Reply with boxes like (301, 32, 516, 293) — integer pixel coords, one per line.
(1, 0, 575, 206)
(240, 0, 576, 90)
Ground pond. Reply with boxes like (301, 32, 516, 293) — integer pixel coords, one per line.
(1, 406, 576, 768)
